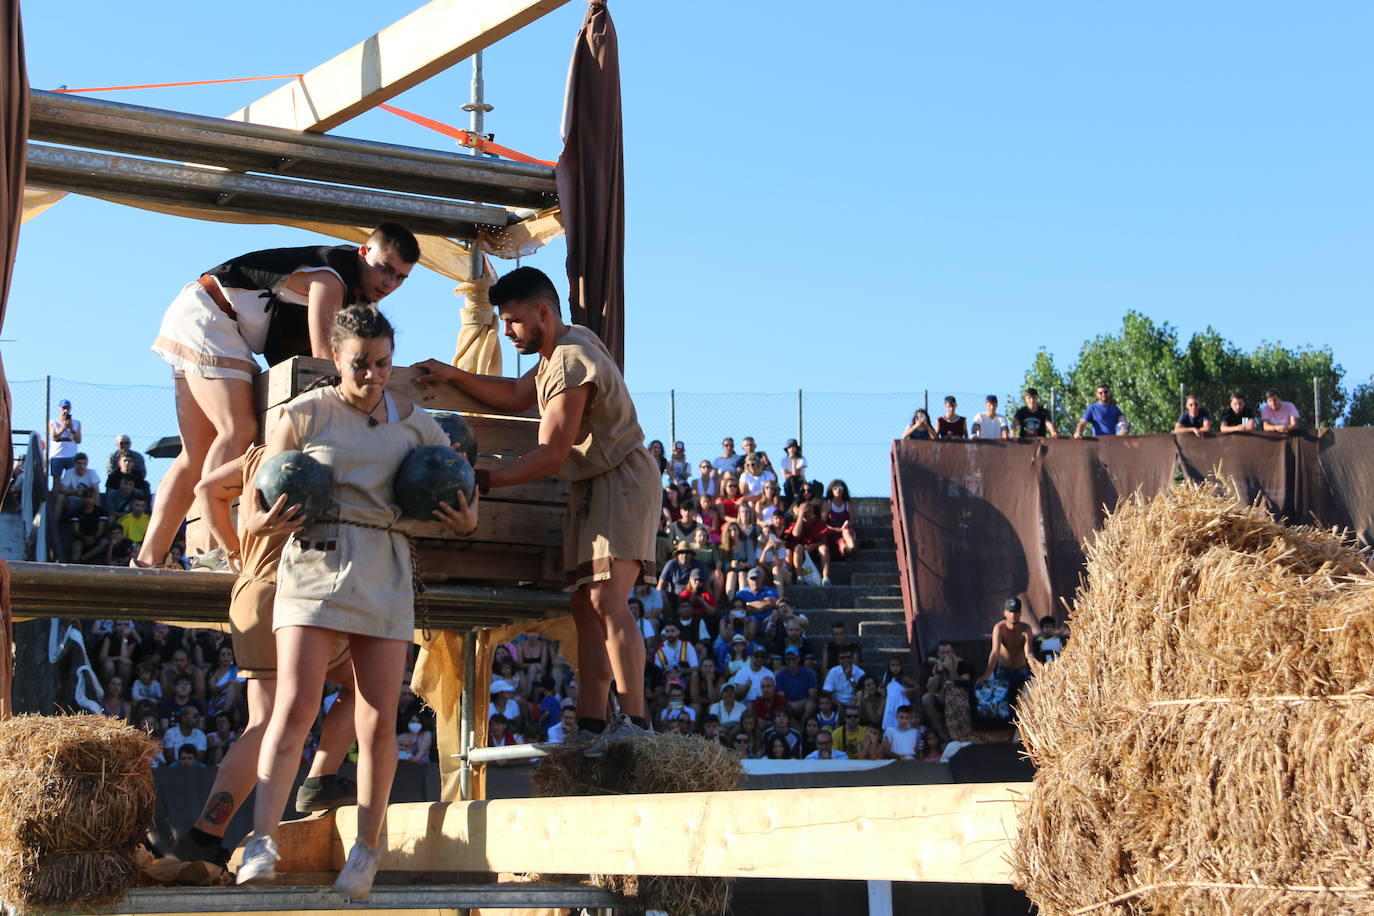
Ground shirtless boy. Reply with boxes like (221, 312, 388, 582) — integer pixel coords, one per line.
(981, 597, 1035, 702)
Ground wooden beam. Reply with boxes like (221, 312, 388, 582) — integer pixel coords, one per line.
(229, 0, 574, 133)
(262, 784, 1028, 884)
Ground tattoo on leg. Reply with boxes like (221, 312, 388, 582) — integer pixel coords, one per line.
(203, 791, 234, 825)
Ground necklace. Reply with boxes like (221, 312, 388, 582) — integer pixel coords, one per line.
(338, 387, 386, 426)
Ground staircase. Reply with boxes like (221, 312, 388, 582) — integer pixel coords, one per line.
(783, 497, 911, 670)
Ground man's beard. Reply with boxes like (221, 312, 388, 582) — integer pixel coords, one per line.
(513, 326, 544, 354)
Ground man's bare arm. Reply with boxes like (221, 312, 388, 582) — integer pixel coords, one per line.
(983, 627, 1003, 680)
(304, 273, 346, 359)
(412, 359, 538, 413)
(487, 384, 590, 489)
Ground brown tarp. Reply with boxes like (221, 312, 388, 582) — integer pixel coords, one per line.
(0, 0, 27, 719)
(891, 431, 1374, 653)
(555, 0, 625, 368)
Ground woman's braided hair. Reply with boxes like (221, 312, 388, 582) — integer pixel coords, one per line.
(303, 306, 397, 393)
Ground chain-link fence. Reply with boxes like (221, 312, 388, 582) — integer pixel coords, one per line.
(12, 379, 1016, 497)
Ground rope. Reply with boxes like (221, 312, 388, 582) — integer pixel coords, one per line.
(53, 74, 303, 93)
(1072, 881, 1374, 914)
(322, 516, 431, 641)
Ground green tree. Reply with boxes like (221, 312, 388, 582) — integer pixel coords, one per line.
(1059, 312, 1184, 434)
(1346, 378, 1374, 427)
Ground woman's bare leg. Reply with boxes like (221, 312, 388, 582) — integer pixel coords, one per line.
(345, 636, 409, 848)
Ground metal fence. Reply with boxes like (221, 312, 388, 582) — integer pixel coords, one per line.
(10, 378, 1003, 497)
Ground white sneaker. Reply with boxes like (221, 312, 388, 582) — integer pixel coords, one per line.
(333, 841, 380, 900)
(235, 834, 279, 885)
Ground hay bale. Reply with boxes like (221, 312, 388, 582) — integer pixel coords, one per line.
(0, 714, 159, 911)
(532, 732, 742, 915)
(1014, 481, 1374, 915)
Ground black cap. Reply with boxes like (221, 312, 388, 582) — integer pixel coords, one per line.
(1005, 597, 1022, 612)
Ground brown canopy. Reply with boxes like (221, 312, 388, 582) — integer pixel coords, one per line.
(555, 0, 625, 367)
(0, 0, 27, 717)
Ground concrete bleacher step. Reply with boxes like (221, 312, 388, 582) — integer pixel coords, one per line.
(858, 619, 907, 638)
(851, 572, 900, 587)
(857, 595, 905, 609)
(786, 584, 900, 609)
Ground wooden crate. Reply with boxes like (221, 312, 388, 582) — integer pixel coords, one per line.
(255, 356, 568, 587)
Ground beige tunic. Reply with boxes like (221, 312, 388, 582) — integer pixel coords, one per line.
(273, 386, 449, 641)
(535, 325, 659, 586)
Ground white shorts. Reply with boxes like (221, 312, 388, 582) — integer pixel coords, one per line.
(151, 282, 261, 384)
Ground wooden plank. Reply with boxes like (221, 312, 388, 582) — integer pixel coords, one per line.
(229, 0, 573, 133)
(266, 784, 1027, 883)
(409, 498, 563, 547)
(415, 544, 564, 587)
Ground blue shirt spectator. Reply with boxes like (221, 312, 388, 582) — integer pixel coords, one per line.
(775, 654, 818, 702)
(1076, 384, 1125, 437)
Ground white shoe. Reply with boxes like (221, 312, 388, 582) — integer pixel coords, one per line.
(235, 834, 279, 885)
(821, 576, 832, 586)
(333, 841, 380, 900)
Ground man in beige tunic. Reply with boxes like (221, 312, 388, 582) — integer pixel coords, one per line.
(414, 267, 658, 747)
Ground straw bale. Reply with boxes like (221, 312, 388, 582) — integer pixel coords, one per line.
(1014, 481, 1374, 915)
(0, 714, 159, 911)
(531, 732, 742, 915)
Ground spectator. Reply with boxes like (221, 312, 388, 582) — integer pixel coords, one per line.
(47, 399, 82, 485)
(724, 632, 750, 676)
(65, 488, 110, 564)
(731, 646, 774, 701)
(631, 596, 657, 642)
(206, 712, 238, 765)
(700, 714, 726, 747)
(771, 616, 813, 658)
(739, 456, 768, 502)
(775, 647, 818, 720)
(668, 502, 700, 546)
(762, 708, 800, 757)
(831, 706, 869, 757)
(1074, 384, 1126, 438)
(857, 674, 886, 728)
(936, 396, 967, 440)
(823, 479, 857, 560)
(695, 499, 725, 551)
(131, 661, 163, 704)
(488, 680, 523, 731)
(494, 658, 526, 700)
(714, 477, 742, 523)
(647, 439, 669, 482)
(761, 598, 809, 647)
(971, 395, 1011, 440)
(1035, 616, 1066, 662)
(710, 681, 745, 728)
(160, 647, 207, 701)
(515, 635, 552, 696)
(693, 460, 719, 499)
(633, 581, 666, 625)
(106, 434, 147, 479)
(104, 475, 140, 518)
(712, 437, 742, 474)
(677, 569, 717, 642)
(980, 598, 1035, 707)
(658, 682, 695, 728)
(653, 622, 699, 671)
(669, 441, 691, 486)
(816, 694, 840, 732)
(737, 568, 779, 632)
(881, 706, 925, 760)
(1174, 395, 1213, 437)
(528, 675, 564, 735)
(162, 706, 207, 764)
(114, 495, 151, 548)
(96, 620, 138, 684)
(733, 708, 765, 758)
(720, 521, 757, 599)
(101, 674, 130, 719)
(880, 657, 918, 730)
(173, 745, 206, 767)
(135, 622, 178, 671)
(822, 621, 862, 672)
(157, 673, 205, 729)
(786, 501, 832, 586)
(822, 647, 866, 708)
(1014, 388, 1057, 438)
(204, 644, 241, 717)
(730, 730, 752, 759)
(757, 481, 786, 525)
(105, 453, 150, 503)
(397, 713, 434, 763)
(1218, 392, 1256, 433)
(689, 657, 723, 719)
(781, 439, 806, 483)
(903, 408, 935, 440)
(755, 450, 780, 488)
(751, 676, 790, 721)
(546, 706, 577, 743)
(799, 715, 822, 756)
(657, 542, 705, 613)
(805, 729, 848, 760)
(57, 453, 103, 507)
(104, 524, 135, 568)
(1261, 389, 1302, 434)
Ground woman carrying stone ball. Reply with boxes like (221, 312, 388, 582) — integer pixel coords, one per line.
(238, 306, 479, 898)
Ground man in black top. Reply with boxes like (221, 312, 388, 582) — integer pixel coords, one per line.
(136, 224, 420, 569)
(1014, 387, 1057, 438)
(1173, 395, 1214, 437)
(1218, 392, 1256, 434)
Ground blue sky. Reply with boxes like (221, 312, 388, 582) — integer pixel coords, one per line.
(9, 0, 1373, 406)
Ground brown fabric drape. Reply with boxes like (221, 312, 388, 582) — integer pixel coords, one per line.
(556, 0, 625, 367)
(0, 0, 27, 718)
(891, 431, 1374, 654)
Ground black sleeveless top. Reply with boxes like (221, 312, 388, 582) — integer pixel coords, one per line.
(204, 246, 368, 366)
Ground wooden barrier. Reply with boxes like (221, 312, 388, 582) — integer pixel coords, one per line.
(253, 783, 1029, 884)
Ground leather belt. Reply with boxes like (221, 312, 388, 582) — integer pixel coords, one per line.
(197, 274, 237, 321)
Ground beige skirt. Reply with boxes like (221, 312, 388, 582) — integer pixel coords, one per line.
(151, 281, 261, 383)
(274, 521, 415, 642)
(565, 446, 660, 588)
